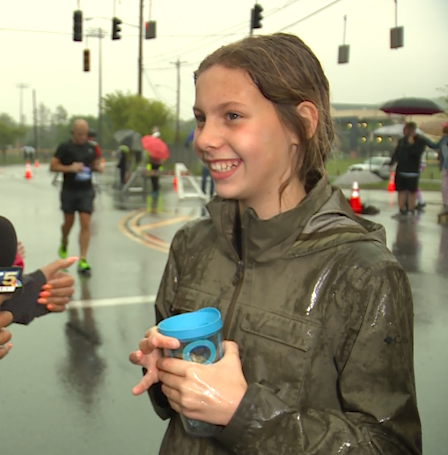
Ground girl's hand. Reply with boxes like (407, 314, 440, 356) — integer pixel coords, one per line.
(0, 311, 13, 360)
(157, 341, 248, 426)
(129, 326, 180, 396)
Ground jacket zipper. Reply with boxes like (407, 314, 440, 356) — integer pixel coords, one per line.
(198, 225, 246, 455)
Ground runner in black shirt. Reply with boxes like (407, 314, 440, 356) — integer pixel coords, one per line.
(50, 119, 104, 275)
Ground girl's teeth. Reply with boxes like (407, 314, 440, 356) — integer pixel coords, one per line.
(210, 161, 239, 173)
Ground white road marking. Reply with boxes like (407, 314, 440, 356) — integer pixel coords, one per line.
(69, 294, 156, 309)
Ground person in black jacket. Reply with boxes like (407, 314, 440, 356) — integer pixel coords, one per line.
(0, 216, 76, 360)
(389, 122, 427, 216)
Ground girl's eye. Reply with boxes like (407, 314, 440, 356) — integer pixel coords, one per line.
(195, 115, 205, 125)
(227, 112, 240, 121)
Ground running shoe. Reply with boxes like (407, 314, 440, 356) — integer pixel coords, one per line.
(78, 258, 92, 275)
(58, 244, 68, 259)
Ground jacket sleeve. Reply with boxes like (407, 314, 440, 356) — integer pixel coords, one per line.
(216, 262, 421, 455)
(146, 230, 185, 420)
(389, 143, 400, 166)
(1, 270, 49, 325)
(419, 134, 441, 150)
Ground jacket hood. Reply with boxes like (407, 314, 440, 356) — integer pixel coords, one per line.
(206, 176, 386, 263)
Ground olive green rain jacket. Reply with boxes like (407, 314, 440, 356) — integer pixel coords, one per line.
(148, 176, 422, 455)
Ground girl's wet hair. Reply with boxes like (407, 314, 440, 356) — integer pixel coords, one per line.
(194, 33, 334, 194)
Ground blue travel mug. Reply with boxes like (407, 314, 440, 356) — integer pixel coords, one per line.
(158, 307, 223, 437)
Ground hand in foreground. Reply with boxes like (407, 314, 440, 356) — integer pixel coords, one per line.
(129, 326, 180, 396)
(0, 311, 13, 360)
(17, 241, 25, 259)
(38, 257, 77, 312)
(157, 341, 248, 426)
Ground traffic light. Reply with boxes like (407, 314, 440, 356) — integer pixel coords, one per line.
(338, 44, 350, 64)
(251, 4, 263, 30)
(145, 21, 156, 39)
(73, 10, 83, 42)
(112, 17, 122, 40)
(83, 49, 90, 72)
(390, 26, 404, 49)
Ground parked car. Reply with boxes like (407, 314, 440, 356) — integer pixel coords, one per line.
(348, 156, 392, 179)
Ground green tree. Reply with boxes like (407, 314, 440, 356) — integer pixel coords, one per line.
(37, 102, 53, 148)
(102, 91, 174, 136)
(0, 113, 26, 147)
(53, 105, 69, 125)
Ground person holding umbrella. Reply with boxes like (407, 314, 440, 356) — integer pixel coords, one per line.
(116, 145, 130, 187)
(389, 122, 439, 216)
(141, 128, 170, 214)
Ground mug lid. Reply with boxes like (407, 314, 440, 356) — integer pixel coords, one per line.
(158, 307, 222, 341)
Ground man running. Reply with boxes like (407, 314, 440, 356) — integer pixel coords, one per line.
(50, 119, 104, 275)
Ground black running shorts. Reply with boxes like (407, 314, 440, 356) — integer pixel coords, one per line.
(60, 188, 95, 214)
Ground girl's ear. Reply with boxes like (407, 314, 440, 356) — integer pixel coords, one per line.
(296, 101, 319, 139)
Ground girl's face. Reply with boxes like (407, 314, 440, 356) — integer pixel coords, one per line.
(193, 65, 301, 217)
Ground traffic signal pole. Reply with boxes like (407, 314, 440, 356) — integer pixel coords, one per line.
(138, 0, 143, 96)
(86, 27, 106, 147)
(98, 28, 103, 147)
(250, 9, 254, 36)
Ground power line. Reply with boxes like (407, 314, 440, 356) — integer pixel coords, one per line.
(0, 27, 68, 36)
(279, 0, 345, 31)
(143, 69, 167, 102)
(142, 61, 200, 70)
(143, 0, 306, 65)
(0, 27, 243, 39)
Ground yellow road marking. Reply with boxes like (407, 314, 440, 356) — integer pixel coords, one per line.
(118, 210, 194, 253)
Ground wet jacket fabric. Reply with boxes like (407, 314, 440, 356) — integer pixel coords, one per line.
(149, 176, 422, 455)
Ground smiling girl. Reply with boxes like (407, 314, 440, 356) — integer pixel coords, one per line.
(130, 33, 421, 455)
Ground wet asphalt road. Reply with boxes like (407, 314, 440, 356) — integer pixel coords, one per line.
(0, 164, 447, 455)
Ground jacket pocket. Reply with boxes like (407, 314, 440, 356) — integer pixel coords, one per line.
(169, 285, 229, 316)
(240, 312, 319, 352)
(238, 310, 321, 403)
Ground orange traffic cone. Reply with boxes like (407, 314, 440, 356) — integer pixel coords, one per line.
(100, 157, 105, 166)
(173, 176, 177, 191)
(34, 158, 40, 168)
(387, 172, 395, 192)
(349, 181, 362, 214)
(24, 162, 32, 179)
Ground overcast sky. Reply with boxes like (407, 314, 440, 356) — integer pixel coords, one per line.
(0, 0, 447, 124)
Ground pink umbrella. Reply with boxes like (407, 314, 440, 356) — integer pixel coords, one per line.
(141, 135, 170, 161)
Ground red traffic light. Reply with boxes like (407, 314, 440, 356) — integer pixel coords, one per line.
(145, 21, 156, 39)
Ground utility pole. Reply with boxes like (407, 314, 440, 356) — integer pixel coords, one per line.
(16, 83, 29, 126)
(171, 58, 187, 146)
(138, 0, 144, 95)
(33, 89, 38, 158)
(86, 27, 106, 147)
